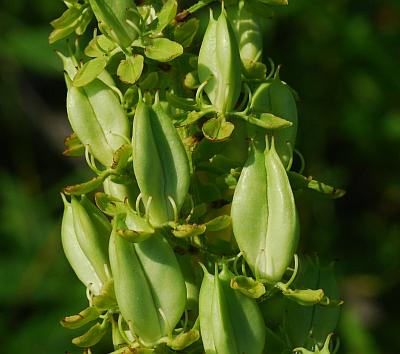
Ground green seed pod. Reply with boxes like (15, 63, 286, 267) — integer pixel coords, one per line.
(199, 264, 266, 354)
(71, 196, 111, 286)
(231, 135, 268, 279)
(226, 0, 263, 65)
(88, 0, 140, 50)
(261, 137, 299, 282)
(132, 98, 190, 226)
(198, 8, 241, 113)
(109, 222, 186, 346)
(251, 70, 298, 168)
(198, 266, 215, 353)
(61, 195, 104, 295)
(231, 135, 299, 283)
(66, 76, 130, 167)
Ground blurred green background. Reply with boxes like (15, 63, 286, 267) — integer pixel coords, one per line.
(0, 0, 399, 353)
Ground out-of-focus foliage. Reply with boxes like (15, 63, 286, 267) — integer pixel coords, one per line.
(0, 0, 399, 353)
(266, 1, 400, 353)
(0, 1, 105, 352)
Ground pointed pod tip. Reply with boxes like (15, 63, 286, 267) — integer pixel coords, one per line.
(220, 1, 227, 16)
(199, 263, 217, 280)
(60, 192, 69, 206)
(154, 90, 160, 104)
(199, 262, 208, 275)
(265, 134, 277, 154)
(208, 7, 214, 20)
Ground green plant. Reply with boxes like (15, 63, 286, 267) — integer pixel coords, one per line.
(50, 0, 345, 353)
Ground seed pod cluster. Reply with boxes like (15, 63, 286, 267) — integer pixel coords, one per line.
(51, 0, 343, 352)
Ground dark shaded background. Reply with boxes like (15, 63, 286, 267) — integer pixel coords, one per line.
(0, 0, 399, 353)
